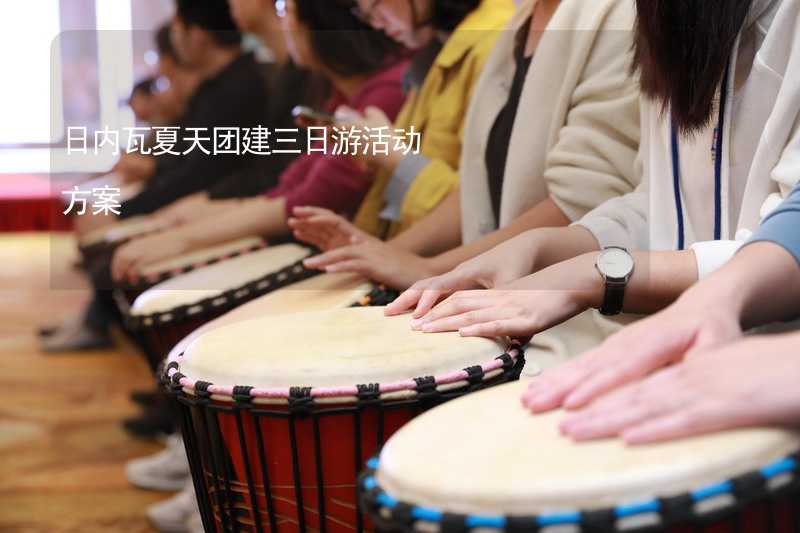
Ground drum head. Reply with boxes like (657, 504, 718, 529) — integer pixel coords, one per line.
(166, 272, 374, 361)
(130, 243, 310, 316)
(179, 306, 508, 390)
(137, 236, 265, 279)
(376, 380, 800, 516)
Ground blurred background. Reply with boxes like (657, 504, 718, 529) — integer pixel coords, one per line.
(0, 2, 270, 531)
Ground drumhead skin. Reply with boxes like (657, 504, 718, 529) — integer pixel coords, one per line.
(167, 272, 374, 360)
(137, 236, 265, 278)
(130, 243, 310, 316)
(376, 380, 800, 516)
(179, 306, 507, 389)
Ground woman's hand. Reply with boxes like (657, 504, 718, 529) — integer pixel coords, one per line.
(520, 293, 743, 415)
(153, 193, 212, 226)
(289, 206, 374, 251)
(302, 241, 438, 290)
(557, 333, 800, 444)
(406, 253, 601, 338)
(386, 233, 540, 318)
(111, 230, 191, 283)
(334, 105, 403, 173)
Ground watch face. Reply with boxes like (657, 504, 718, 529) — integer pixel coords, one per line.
(598, 248, 634, 280)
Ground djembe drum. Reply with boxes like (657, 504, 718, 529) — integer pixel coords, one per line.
(115, 236, 266, 305)
(361, 380, 800, 533)
(125, 243, 316, 369)
(164, 307, 525, 533)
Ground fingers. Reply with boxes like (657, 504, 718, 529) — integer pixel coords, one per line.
(520, 357, 599, 413)
(385, 287, 423, 316)
(560, 319, 695, 411)
(385, 278, 450, 318)
(622, 411, 702, 445)
(413, 288, 449, 319)
(419, 305, 511, 334)
(303, 246, 360, 270)
(411, 291, 484, 329)
(460, 317, 538, 339)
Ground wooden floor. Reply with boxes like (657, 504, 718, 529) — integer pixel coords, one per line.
(0, 233, 170, 532)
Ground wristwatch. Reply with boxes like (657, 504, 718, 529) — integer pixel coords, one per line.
(595, 247, 634, 316)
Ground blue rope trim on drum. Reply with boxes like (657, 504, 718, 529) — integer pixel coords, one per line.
(691, 480, 733, 501)
(761, 456, 797, 478)
(537, 511, 580, 526)
(614, 499, 660, 518)
(360, 452, 800, 531)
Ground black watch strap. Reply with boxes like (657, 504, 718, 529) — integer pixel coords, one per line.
(599, 282, 626, 316)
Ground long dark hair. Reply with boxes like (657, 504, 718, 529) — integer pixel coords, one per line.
(295, 0, 401, 78)
(632, 0, 752, 135)
(431, 0, 481, 32)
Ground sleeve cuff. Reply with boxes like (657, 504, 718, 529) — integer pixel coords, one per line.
(745, 213, 800, 267)
(690, 240, 744, 279)
(379, 154, 430, 222)
(573, 216, 633, 250)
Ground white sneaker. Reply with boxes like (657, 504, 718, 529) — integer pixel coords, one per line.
(127, 434, 190, 491)
(186, 508, 205, 533)
(147, 480, 198, 533)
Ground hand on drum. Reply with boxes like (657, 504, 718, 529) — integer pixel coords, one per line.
(385, 237, 539, 318)
(289, 206, 372, 251)
(405, 253, 601, 338)
(520, 292, 744, 414)
(557, 333, 800, 444)
(302, 240, 439, 290)
(112, 229, 191, 283)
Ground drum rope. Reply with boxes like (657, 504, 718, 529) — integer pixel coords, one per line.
(358, 453, 800, 532)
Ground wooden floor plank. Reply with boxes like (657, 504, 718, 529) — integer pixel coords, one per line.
(0, 233, 171, 533)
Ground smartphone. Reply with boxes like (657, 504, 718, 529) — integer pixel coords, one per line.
(292, 105, 336, 126)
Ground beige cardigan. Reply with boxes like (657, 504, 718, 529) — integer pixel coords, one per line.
(460, 0, 640, 244)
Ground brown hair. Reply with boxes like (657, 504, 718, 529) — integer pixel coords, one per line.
(632, 0, 752, 135)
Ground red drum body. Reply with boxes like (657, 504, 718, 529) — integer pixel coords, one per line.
(165, 307, 525, 532)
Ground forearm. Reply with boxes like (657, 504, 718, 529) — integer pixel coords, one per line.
(679, 242, 800, 328)
(388, 189, 462, 256)
(181, 197, 289, 250)
(534, 250, 699, 315)
(430, 197, 573, 274)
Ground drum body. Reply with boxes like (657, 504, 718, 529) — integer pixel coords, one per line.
(126, 244, 315, 369)
(360, 381, 800, 533)
(164, 308, 525, 533)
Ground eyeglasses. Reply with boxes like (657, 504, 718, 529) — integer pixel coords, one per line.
(350, 0, 383, 24)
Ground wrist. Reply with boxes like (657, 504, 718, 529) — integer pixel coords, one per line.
(578, 252, 606, 310)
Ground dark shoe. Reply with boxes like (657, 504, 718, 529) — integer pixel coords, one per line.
(123, 403, 177, 440)
(130, 389, 160, 408)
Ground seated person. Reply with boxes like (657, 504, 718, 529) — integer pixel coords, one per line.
(292, 0, 640, 293)
(153, 0, 331, 222)
(385, 0, 799, 351)
(110, 0, 407, 282)
(119, 0, 271, 219)
(114, 23, 200, 186)
(531, 184, 800, 443)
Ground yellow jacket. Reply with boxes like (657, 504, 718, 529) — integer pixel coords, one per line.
(354, 0, 514, 238)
